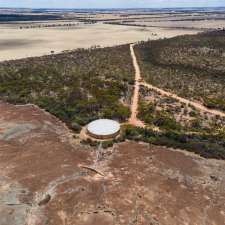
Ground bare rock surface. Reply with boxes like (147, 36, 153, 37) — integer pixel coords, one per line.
(0, 102, 224, 225)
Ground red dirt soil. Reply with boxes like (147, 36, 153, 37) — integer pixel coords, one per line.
(129, 44, 145, 127)
(0, 101, 225, 225)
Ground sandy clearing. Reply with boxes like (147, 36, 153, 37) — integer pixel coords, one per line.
(0, 23, 199, 61)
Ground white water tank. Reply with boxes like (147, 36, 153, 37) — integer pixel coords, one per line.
(86, 119, 120, 139)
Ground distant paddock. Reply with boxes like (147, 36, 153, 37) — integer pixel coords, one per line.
(0, 23, 199, 61)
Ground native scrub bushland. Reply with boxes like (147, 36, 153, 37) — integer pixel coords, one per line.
(135, 30, 225, 112)
(132, 31, 225, 159)
(0, 45, 134, 130)
(1, 31, 225, 159)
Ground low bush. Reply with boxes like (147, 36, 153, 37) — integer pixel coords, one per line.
(102, 141, 114, 149)
(135, 30, 225, 112)
(0, 45, 134, 128)
(122, 125, 225, 160)
(203, 97, 225, 111)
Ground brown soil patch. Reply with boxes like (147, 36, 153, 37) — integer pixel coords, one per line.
(129, 44, 145, 127)
(0, 102, 224, 225)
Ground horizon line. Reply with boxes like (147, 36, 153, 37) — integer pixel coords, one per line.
(1, 6, 225, 10)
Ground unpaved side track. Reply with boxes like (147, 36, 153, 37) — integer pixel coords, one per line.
(141, 82, 225, 118)
(129, 44, 145, 127)
(129, 43, 225, 123)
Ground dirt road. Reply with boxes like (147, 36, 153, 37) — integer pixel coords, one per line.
(141, 82, 225, 118)
(129, 43, 225, 122)
(128, 44, 145, 127)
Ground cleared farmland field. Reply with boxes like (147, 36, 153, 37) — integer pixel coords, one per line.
(0, 23, 198, 61)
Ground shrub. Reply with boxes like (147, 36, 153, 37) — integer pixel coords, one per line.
(70, 122, 81, 133)
(0, 44, 134, 128)
(153, 112, 182, 131)
(122, 125, 225, 160)
(102, 141, 114, 149)
(203, 97, 225, 111)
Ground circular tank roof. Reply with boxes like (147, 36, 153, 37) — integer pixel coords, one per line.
(87, 119, 120, 138)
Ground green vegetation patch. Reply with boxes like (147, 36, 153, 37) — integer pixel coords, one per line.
(138, 101, 182, 131)
(135, 30, 225, 112)
(122, 125, 225, 160)
(138, 85, 225, 159)
(203, 97, 225, 111)
(0, 45, 134, 129)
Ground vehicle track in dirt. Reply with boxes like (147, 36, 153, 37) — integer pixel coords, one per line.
(128, 44, 145, 127)
(140, 82, 225, 118)
(129, 43, 225, 128)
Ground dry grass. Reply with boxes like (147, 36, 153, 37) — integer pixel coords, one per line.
(126, 19, 225, 29)
(0, 23, 199, 61)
